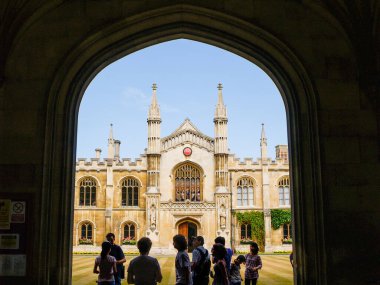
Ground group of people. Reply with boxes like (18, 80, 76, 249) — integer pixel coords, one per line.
(93, 233, 262, 285)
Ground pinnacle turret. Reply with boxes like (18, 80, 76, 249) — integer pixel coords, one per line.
(107, 123, 115, 158)
(148, 83, 161, 121)
(260, 123, 267, 146)
(260, 123, 268, 159)
(214, 83, 227, 120)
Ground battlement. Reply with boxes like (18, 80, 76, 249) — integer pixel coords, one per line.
(76, 156, 147, 170)
(228, 154, 289, 169)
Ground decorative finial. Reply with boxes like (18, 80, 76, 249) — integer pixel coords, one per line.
(110, 123, 113, 127)
(217, 83, 223, 90)
(152, 83, 157, 91)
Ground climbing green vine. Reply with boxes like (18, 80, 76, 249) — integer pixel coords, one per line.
(235, 211, 265, 249)
(271, 209, 291, 230)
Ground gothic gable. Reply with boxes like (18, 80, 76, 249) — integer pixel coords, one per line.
(161, 118, 214, 152)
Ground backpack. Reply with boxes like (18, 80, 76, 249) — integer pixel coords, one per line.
(193, 248, 211, 278)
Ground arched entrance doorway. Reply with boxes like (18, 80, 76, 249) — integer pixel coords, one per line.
(178, 221, 198, 252)
(41, 4, 326, 284)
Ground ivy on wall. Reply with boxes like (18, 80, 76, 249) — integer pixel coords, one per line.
(235, 211, 265, 249)
(271, 209, 291, 230)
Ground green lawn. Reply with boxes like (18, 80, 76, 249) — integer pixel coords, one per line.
(72, 254, 293, 285)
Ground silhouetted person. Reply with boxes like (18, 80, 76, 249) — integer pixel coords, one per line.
(230, 255, 246, 285)
(244, 242, 262, 285)
(191, 236, 210, 285)
(214, 236, 233, 273)
(127, 237, 162, 285)
(173, 234, 192, 285)
(106, 233, 126, 285)
(93, 241, 117, 285)
(290, 252, 294, 268)
(210, 243, 229, 285)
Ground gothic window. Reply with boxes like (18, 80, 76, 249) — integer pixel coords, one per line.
(79, 177, 97, 206)
(121, 178, 139, 206)
(123, 223, 136, 240)
(175, 164, 201, 201)
(283, 223, 292, 241)
(240, 223, 252, 241)
(237, 177, 254, 206)
(79, 222, 93, 244)
(278, 177, 290, 206)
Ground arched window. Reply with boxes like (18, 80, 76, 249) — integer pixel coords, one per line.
(283, 223, 292, 243)
(174, 164, 201, 201)
(79, 177, 97, 206)
(121, 178, 139, 206)
(122, 223, 136, 245)
(237, 177, 254, 206)
(79, 222, 93, 244)
(278, 177, 290, 206)
(240, 223, 252, 242)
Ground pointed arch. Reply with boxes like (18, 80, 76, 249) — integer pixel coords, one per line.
(236, 176, 256, 206)
(173, 161, 204, 202)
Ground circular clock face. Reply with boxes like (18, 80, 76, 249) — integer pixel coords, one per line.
(183, 147, 192, 156)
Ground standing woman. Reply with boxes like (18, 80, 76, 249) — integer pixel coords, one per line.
(244, 242, 262, 285)
(94, 241, 117, 285)
(173, 234, 193, 285)
(210, 243, 229, 285)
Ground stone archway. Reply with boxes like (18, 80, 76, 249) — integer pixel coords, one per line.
(26, 4, 328, 285)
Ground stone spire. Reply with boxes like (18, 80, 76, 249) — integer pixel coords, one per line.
(214, 83, 228, 154)
(147, 83, 161, 196)
(107, 123, 114, 159)
(148, 83, 161, 121)
(214, 83, 227, 119)
(260, 123, 267, 160)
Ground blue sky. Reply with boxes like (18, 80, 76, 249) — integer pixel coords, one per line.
(77, 39, 287, 160)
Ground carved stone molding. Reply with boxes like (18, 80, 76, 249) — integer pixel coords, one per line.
(160, 200, 215, 210)
(264, 209, 271, 217)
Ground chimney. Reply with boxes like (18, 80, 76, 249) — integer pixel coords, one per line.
(275, 145, 288, 163)
(114, 140, 121, 160)
(95, 148, 102, 159)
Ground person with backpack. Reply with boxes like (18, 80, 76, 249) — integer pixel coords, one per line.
(191, 236, 211, 285)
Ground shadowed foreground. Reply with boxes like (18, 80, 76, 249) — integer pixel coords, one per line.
(72, 254, 293, 285)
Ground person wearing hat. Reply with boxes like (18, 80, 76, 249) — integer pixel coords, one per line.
(229, 255, 246, 285)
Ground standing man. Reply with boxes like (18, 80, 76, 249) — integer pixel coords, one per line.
(106, 232, 126, 285)
(191, 236, 210, 285)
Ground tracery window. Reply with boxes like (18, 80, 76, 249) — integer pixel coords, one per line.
(278, 177, 290, 206)
(283, 223, 292, 242)
(237, 177, 254, 206)
(240, 223, 252, 241)
(79, 177, 97, 206)
(175, 164, 201, 201)
(79, 222, 93, 244)
(123, 223, 136, 240)
(121, 178, 139, 206)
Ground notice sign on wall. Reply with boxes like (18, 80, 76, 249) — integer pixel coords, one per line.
(0, 254, 26, 276)
(0, 234, 19, 250)
(0, 200, 11, 230)
(11, 201, 26, 223)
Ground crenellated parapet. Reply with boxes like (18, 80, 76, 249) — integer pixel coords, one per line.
(228, 154, 289, 171)
(76, 156, 147, 171)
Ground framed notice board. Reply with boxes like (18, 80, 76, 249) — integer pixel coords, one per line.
(0, 193, 33, 283)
